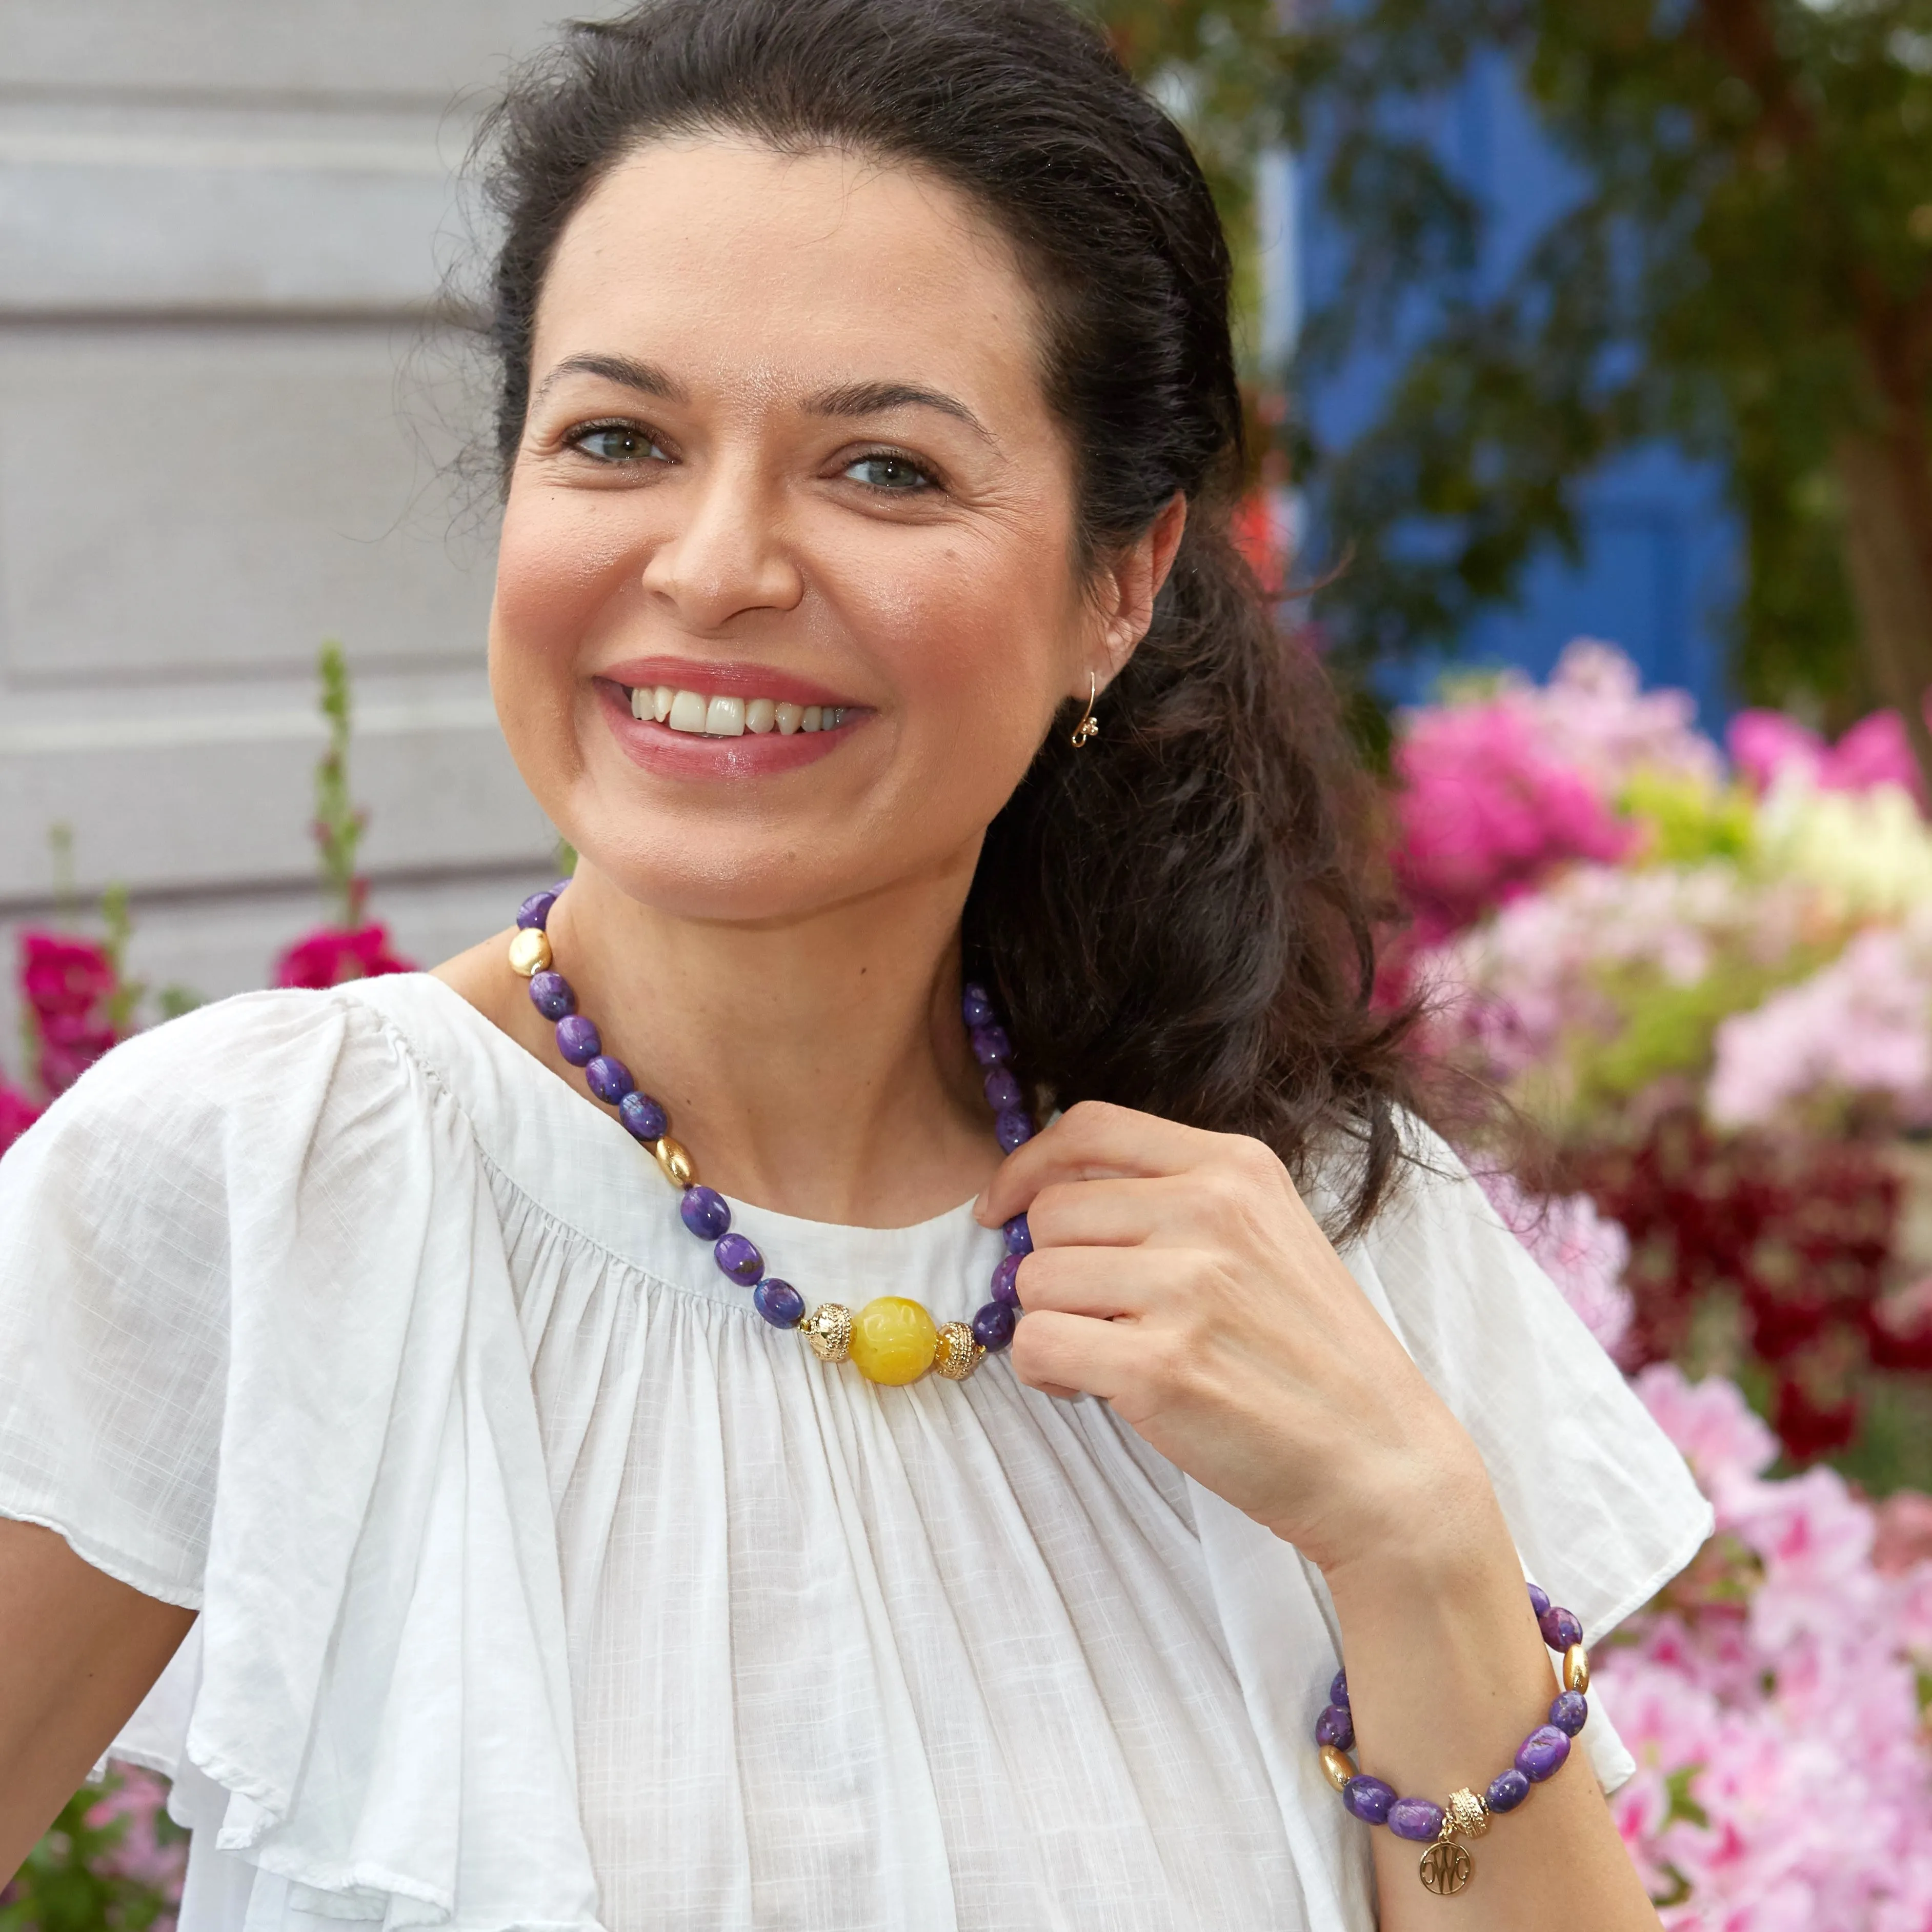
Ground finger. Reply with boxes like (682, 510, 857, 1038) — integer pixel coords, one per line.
(977, 1099, 1223, 1226)
(1009, 1243, 1175, 1320)
(1020, 1174, 1198, 1252)
(1007, 1307, 1146, 1403)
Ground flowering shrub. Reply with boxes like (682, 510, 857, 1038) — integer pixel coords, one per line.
(0, 1766, 185, 1932)
(1398, 644, 1932, 1468)
(1603, 1367, 1932, 1928)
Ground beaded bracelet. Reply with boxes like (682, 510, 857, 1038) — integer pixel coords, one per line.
(1314, 1584, 1592, 1897)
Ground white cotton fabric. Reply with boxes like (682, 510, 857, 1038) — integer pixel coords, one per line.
(0, 974, 1712, 1932)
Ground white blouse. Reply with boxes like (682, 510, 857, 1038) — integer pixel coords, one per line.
(0, 974, 1709, 1932)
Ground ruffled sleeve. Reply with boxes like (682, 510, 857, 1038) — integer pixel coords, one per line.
(1184, 1118, 1713, 1927)
(0, 987, 602, 1932)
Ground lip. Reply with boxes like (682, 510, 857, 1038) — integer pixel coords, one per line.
(594, 679, 864, 779)
(597, 656, 860, 710)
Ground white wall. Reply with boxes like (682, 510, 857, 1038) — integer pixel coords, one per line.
(0, 2, 628, 1072)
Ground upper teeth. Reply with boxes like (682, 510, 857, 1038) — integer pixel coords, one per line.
(629, 687, 844, 736)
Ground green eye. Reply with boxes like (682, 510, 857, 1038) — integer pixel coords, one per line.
(574, 426, 666, 464)
(845, 454, 933, 492)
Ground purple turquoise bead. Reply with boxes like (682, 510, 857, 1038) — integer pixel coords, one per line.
(1330, 1669, 1349, 1711)
(516, 889, 558, 930)
(970, 1024, 1013, 1069)
(618, 1091, 669, 1142)
(995, 1109, 1034, 1153)
(991, 1253, 1023, 1307)
(754, 1279, 804, 1328)
(1549, 1689, 1589, 1737)
(555, 1015, 601, 1065)
(679, 1186, 732, 1240)
(1388, 1797, 1446, 1843)
(1315, 1704, 1354, 1751)
(972, 1301, 1016, 1352)
(1486, 1767, 1531, 1814)
(1539, 1606, 1583, 1652)
(984, 1066, 1022, 1111)
(1516, 1724, 1572, 1783)
(714, 1232, 763, 1285)
(1003, 1214, 1033, 1256)
(962, 984, 995, 1028)
(1341, 1777, 1395, 1826)
(1527, 1581, 1551, 1620)
(528, 970, 576, 1020)
(586, 1055, 634, 1104)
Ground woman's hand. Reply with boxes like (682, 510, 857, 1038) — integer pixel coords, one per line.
(975, 1099, 1489, 1576)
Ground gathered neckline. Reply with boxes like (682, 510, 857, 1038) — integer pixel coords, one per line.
(367, 972, 997, 1275)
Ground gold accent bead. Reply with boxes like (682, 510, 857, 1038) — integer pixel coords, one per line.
(933, 1321, 984, 1381)
(802, 1304, 853, 1363)
(848, 1296, 940, 1385)
(1444, 1787, 1491, 1838)
(652, 1136, 697, 1189)
(1563, 1642, 1590, 1695)
(507, 928, 553, 978)
(1319, 1744, 1354, 1793)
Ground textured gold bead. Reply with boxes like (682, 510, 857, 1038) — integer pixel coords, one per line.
(652, 1136, 697, 1189)
(507, 928, 553, 978)
(933, 1321, 984, 1381)
(1563, 1642, 1590, 1694)
(802, 1303, 853, 1363)
(1319, 1744, 1354, 1793)
(848, 1296, 940, 1385)
(1444, 1787, 1491, 1838)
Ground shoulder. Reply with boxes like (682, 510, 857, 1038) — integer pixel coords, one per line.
(0, 978, 456, 1219)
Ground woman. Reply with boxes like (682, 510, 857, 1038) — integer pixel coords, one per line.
(0, 2, 1707, 1926)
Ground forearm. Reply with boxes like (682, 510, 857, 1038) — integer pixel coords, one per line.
(1321, 1472, 1659, 1931)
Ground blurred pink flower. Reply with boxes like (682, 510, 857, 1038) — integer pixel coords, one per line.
(1601, 1366, 1932, 1927)
(19, 929, 120, 1094)
(1477, 1170, 1635, 1358)
(0, 1080, 40, 1156)
(86, 1765, 186, 1894)
(273, 922, 414, 990)
(1393, 699, 1635, 944)
(1728, 702, 1930, 810)
(1706, 923, 1932, 1130)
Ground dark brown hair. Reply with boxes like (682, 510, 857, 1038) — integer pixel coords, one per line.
(477, 0, 1418, 1236)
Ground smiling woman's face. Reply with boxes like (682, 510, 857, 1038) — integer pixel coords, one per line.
(491, 137, 1123, 923)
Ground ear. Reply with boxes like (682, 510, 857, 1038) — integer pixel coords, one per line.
(1083, 494, 1189, 692)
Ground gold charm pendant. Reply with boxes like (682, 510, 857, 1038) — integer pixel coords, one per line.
(1419, 1834, 1473, 1896)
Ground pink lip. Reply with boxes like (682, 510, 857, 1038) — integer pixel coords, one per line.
(598, 656, 859, 710)
(594, 679, 863, 779)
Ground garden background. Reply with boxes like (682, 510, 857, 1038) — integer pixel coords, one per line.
(5, 2, 1932, 1927)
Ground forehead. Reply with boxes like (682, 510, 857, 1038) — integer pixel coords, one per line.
(533, 137, 1047, 413)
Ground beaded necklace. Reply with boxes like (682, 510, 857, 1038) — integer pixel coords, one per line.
(505, 880, 1030, 1386)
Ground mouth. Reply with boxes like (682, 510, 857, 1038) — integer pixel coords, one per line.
(592, 662, 868, 778)
(623, 682, 852, 739)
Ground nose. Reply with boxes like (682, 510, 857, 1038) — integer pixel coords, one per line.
(639, 457, 803, 631)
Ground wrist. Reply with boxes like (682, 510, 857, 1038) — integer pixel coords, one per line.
(1310, 1437, 1505, 1607)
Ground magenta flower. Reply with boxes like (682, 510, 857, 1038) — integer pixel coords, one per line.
(19, 930, 120, 1095)
(0, 1080, 41, 1157)
(1728, 701, 1930, 810)
(273, 922, 414, 990)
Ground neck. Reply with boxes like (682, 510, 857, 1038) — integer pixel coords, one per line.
(538, 852, 999, 1226)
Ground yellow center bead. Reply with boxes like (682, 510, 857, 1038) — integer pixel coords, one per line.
(848, 1296, 940, 1385)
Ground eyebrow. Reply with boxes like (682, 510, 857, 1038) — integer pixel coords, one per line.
(801, 379, 994, 445)
(532, 353, 689, 406)
(531, 356, 996, 446)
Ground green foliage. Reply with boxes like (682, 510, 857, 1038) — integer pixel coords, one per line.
(1088, 0, 1932, 719)
(0, 1777, 182, 1932)
(1620, 770, 1758, 866)
(1283, 0, 1932, 717)
(313, 641, 368, 929)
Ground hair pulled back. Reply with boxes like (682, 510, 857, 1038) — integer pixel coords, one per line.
(478, 0, 1417, 1237)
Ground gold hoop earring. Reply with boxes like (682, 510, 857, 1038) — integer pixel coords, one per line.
(1070, 670, 1100, 749)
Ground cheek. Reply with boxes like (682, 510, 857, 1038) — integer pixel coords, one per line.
(492, 489, 637, 667)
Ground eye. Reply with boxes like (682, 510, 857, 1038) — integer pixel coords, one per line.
(569, 422, 670, 465)
(843, 452, 935, 493)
